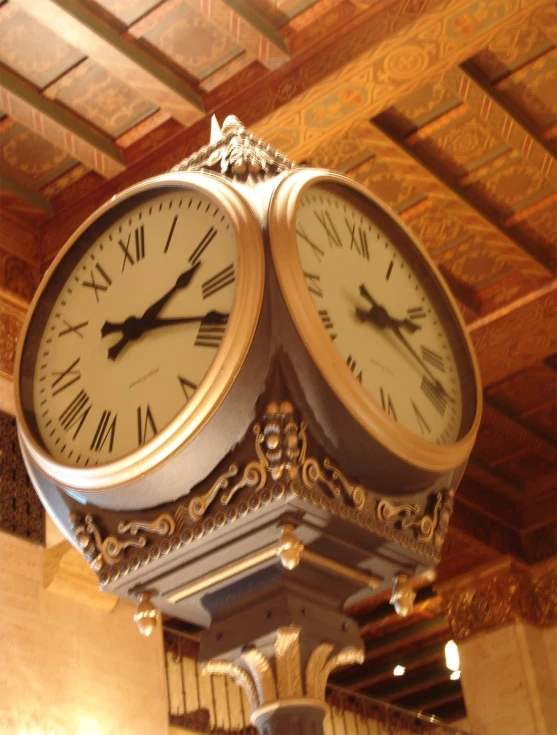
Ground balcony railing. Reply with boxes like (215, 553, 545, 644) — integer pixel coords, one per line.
(164, 630, 471, 735)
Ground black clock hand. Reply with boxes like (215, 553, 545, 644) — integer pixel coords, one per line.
(356, 307, 451, 400)
(359, 283, 420, 333)
(101, 262, 201, 338)
(106, 310, 227, 361)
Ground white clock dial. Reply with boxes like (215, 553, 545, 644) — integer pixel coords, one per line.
(295, 185, 463, 444)
(29, 187, 237, 466)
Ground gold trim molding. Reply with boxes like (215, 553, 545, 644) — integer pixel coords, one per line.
(438, 556, 557, 642)
(67, 401, 454, 587)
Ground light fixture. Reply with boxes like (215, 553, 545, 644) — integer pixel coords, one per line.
(445, 639, 461, 679)
(393, 665, 406, 676)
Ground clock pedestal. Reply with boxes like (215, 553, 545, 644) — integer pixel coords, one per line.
(200, 538, 363, 734)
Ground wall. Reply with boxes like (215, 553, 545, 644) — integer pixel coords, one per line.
(0, 531, 169, 735)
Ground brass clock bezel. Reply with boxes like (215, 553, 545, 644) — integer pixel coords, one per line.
(15, 172, 265, 492)
(268, 168, 482, 472)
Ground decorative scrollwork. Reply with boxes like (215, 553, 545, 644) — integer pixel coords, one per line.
(187, 465, 239, 521)
(101, 534, 146, 564)
(301, 456, 365, 509)
(377, 491, 449, 544)
(118, 513, 176, 537)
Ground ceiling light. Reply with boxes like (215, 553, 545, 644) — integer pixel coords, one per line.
(445, 639, 460, 671)
(450, 670, 461, 680)
(393, 665, 406, 676)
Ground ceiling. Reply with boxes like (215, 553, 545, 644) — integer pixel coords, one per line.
(0, 0, 555, 724)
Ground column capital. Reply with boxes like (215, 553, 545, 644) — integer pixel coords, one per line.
(204, 625, 363, 734)
(437, 556, 557, 641)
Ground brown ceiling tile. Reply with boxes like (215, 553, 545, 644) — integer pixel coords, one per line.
(496, 52, 557, 131)
(0, 124, 77, 189)
(141, 4, 243, 80)
(47, 59, 158, 138)
(385, 81, 460, 135)
(486, 362, 557, 415)
(349, 158, 423, 212)
(0, 10, 84, 89)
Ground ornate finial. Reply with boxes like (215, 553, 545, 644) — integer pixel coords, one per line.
(389, 572, 416, 617)
(209, 115, 222, 143)
(171, 116, 296, 181)
(133, 591, 159, 637)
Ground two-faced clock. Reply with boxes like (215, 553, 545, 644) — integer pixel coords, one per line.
(15, 172, 266, 510)
(269, 169, 481, 485)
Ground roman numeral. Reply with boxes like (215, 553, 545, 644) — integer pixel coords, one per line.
(137, 405, 157, 446)
(202, 264, 235, 299)
(315, 210, 342, 248)
(118, 226, 145, 271)
(90, 410, 117, 453)
(421, 376, 447, 416)
(59, 320, 88, 338)
(163, 215, 179, 254)
(421, 345, 445, 372)
(380, 388, 397, 420)
(297, 225, 324, 262)
(194, 315, 228, 348)
(346, 355, 363, 382)
(51, 357, 81, 396)
(407, 306, 426, 320)
(318, 310, 336, 339)
(411, 400, 431, 435)
(178, 376, 198, 401)
(189, 226, 217, 265)
(82, 263, 112, 302)
(59, 389, 92, 438)
(304, 272, 323, 298)
(386, 260, 394, 281)
(346, 221, 370, 260)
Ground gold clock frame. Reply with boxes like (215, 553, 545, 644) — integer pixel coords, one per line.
(15, 172, 265, 493)
(268, 168, 482, 473)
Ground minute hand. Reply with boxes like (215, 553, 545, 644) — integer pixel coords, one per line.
(390, 326, 451, 399)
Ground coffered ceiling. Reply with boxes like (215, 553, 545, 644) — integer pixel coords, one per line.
(1, 0, 555, 723)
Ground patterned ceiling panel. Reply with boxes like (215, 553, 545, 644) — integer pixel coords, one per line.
(0, 122, 77, 189)
(44, 59, 158, 138)
(485, 360, 557, 444)
(92, 0, 164, 25)
(140, 4, 243, 81)
(0, 7, 84, 90)
(0, 188, 49, 226)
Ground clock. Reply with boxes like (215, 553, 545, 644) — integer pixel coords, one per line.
(15, 172, 266, 510)
(269, 169, 481, 475)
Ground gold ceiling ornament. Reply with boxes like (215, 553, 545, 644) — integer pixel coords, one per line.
(301, 456, 365, 510)
(202, 625, 364, 723)
(172, 115, 296, 180)
(439, 556, 557, 642)
(133, 591, 159, 637)
(389, 571, 417, 618)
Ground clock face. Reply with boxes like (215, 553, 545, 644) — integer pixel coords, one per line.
(21, 185, 239, 467)
(292, 182, 476, 446)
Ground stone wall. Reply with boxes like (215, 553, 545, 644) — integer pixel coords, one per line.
(0, 531, 169, 735)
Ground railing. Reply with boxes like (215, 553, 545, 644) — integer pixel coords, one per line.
(164, 631, 471, 735)
(0, 411, 45, 544)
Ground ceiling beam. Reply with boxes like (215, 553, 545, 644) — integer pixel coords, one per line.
(12, 0, 204, 126)
(0, 173, 53, 215)
(364, 615, 448, 661)
(372, 113, 555, 276)
(394, 680, 462, 713)
(0, 66, 124, 178)
(313, 119, 551, 291)
(341, 641, 447, 691)
(459, 58, 556, 159)
(469, 279, 557, 386)
(374, 665, 452, 702)
(253, 0, 551, 159)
